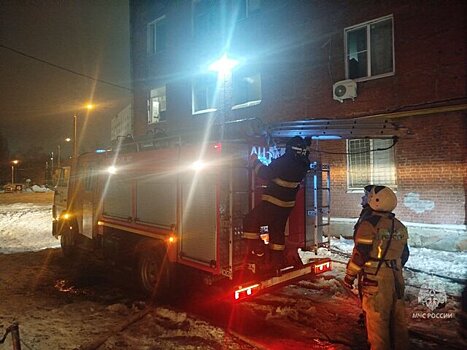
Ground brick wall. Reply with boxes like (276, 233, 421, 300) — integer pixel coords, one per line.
(317, 113, 466, 226)
(129, 0, 467, 230)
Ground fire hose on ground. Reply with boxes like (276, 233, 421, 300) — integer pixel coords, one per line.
(0, 322, 21, 350)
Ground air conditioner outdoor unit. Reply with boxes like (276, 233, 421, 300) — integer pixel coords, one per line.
(333, 79, 357, 102)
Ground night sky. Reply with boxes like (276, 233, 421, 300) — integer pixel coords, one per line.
(0, 0, 131, 157)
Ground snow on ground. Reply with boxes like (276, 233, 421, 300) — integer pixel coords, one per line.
(0, 202, 60, 253)
(317, 236, 467, 296)
(1, 199, 464, 295)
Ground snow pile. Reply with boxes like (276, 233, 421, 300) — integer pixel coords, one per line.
(0, 203, 59, 253)
(31, 185, 53, 193)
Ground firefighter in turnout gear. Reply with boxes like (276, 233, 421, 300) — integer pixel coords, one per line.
(243, 136, 310, 274)
(344, 186, 410, 350)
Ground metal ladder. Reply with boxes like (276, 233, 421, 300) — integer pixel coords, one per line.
(305, 162, 331, 252)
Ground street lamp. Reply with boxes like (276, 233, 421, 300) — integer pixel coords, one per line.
(11, 160, 19, 184)
(73, 103, 94, 159)
(57, 137, 71, 168)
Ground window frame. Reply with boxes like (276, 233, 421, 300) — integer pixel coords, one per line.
(192, 73, 218, 115)
(236, 0, 261, 21)
(148, 86, 167, 124)
(346, 138, 397, 193)
(147, 15, 167, 55)
(344, 14, 395, 82)
(231, 68, 262, 109)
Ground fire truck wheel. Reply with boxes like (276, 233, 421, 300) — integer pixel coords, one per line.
(137, 243, 170, 297)
(60, 220, 78, 258)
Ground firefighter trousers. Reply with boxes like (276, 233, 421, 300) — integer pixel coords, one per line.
(361, 268, 409, 350)
(243, 201, 292, 248)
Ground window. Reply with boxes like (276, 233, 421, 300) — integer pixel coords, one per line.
(147, 16, 167, 55)
(347, 139, 396, 191)
(232, 68, 262, 108)
(236, 0, 261, 21)
(345, 15, 394, 80)
(192, 73, 217, 114)
(193, 0, 220, 39)
(148, 86, 166, 124)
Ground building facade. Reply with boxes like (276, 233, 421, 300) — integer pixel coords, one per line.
(129, 0, 466, 251)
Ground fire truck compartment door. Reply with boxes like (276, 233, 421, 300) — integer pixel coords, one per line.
(180, 178, 217, 267)
(136, 179, 176, 228)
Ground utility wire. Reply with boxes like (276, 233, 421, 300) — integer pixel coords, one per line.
(0, 43, 132, 92)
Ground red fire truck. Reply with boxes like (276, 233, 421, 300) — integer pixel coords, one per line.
(52, 118, 404, 300)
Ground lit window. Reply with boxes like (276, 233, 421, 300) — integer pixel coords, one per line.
(345, 15, 394, 80)
(192, 73, 217, 114)
(236, 0, 261, 21)
(232, 68, 261, 108)
(347, 139, 396, 191)
(193, 0, 220, 39)
(147, 15, 167, 55)
(148, 86, 166, 124)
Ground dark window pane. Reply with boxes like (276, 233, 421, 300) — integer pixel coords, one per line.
(156, 19, 167, 52)
(348, 52, 368, 79)
(193, 74, 217, 112)
(347, 27, 367, 78)
(370, 19, 393, 75)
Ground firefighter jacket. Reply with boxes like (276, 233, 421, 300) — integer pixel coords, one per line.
(252, 153, 310, 208)
(346, 211, 409, 281)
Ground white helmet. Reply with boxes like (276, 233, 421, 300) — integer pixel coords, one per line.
(367, 186, 397, 212)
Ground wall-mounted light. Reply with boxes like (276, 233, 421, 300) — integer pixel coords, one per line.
(208, 54, 239, 74)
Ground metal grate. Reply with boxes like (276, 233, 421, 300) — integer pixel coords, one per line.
(347, 139, 396, 190)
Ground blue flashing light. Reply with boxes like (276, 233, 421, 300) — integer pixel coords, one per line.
(95, 149, 106, 153)
(311, 135, 342, 140)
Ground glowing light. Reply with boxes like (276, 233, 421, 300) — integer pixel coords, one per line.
(85, 103, 94, 110)
(234, 283, 260, 300)
(62, 213, 71, 220)
(190, 160, 206, 171)
(314, 261, 332, 275)
(209, 54, 238, 74)
(167, 235, 176, 243)
(107, 166, 117, 174)
(312, 135, 342, 140)
(97, 221, 104, 226)
(95, 149, 106, 153)
(65, 137, 71, 142)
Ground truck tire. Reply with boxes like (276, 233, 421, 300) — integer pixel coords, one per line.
(60, 219, 78, 258)
(137, 242, 171, 297)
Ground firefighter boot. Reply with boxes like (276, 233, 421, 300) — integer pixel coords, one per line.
(284, 247, 304, 268)
(245, 239, 265, 267)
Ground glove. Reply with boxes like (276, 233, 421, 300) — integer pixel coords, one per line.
(343, 274, 356, 290)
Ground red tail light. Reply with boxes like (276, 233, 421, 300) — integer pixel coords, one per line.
(234, 283, 260, 300)
(314, 261, 332, 274)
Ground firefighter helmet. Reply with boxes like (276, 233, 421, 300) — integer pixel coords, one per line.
(286, 136, 308, 158)
(367, 186, 397, 212)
